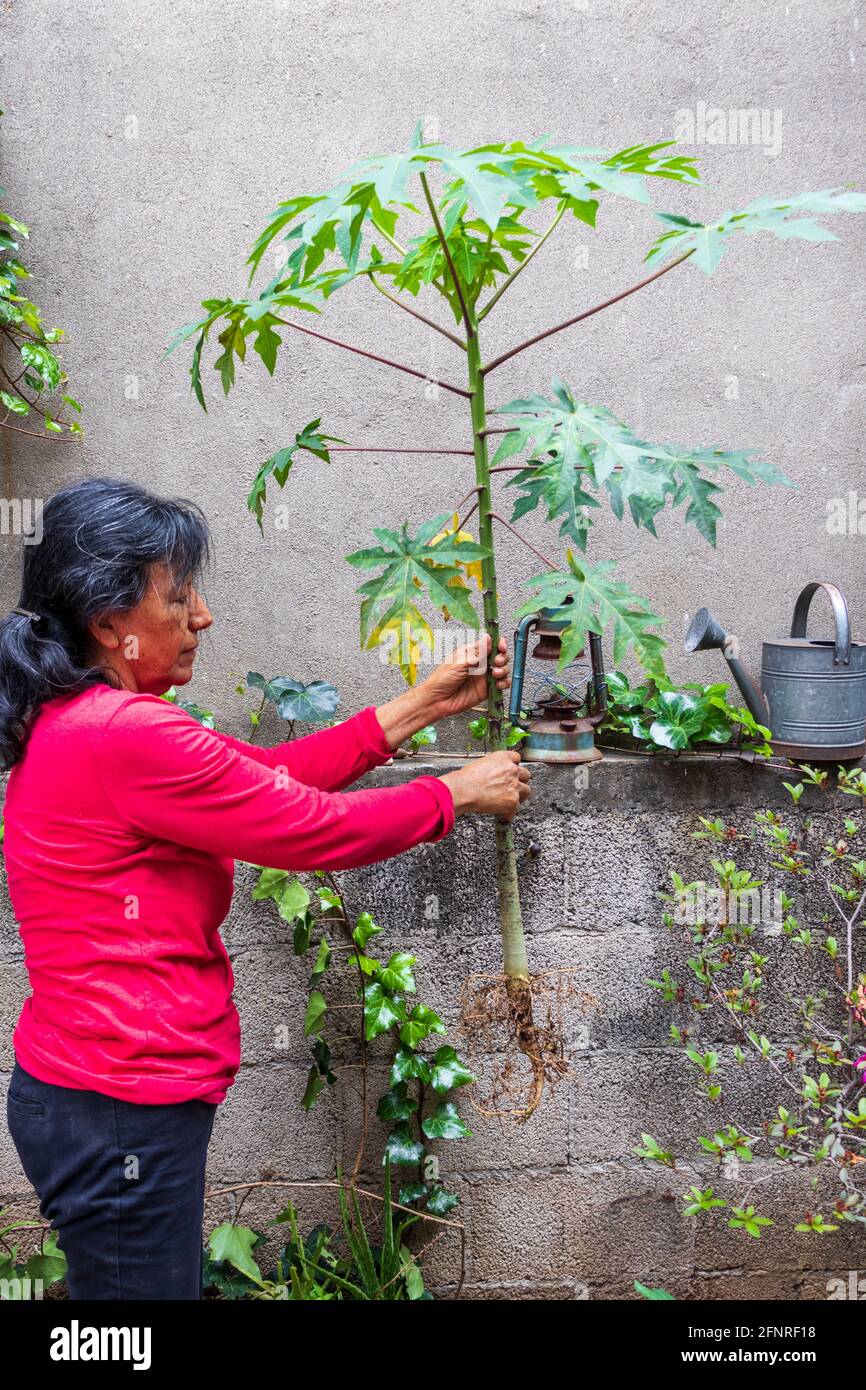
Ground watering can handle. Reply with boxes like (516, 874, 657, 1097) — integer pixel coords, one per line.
(790, 582, 851, 666)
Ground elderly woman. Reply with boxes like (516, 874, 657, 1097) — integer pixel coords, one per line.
(1, 477, 530, 1301)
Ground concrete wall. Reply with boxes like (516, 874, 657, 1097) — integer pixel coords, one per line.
(2, 754, 864, 1299)
(1, 0, 865, 717)
(1, 0, 865, 1299)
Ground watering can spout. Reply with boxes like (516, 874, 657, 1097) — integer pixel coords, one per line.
(684, 607, 769, 726)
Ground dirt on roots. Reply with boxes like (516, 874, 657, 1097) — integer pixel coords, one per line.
(455, 968, 600, 1123)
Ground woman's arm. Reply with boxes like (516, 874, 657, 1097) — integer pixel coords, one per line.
(93, 694, 453, 872)
(211, 704, 404, 792)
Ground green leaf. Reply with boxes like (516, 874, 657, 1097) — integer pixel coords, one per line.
(277, 878, 311, 924)
(271, 678, 340, 723)
(399, 1182, 429, 1205)
(0, 390, 29, 415)
(301, 1065, 325, 1111)
(429, 1045, 475, 1094)
(422, 1101, 472, 1140)
(246, 419, 347, 531)
(377, 1083, 419, 1123)
(378, 952, 417, 994)
(293, 911, 313, 955)
(645, 186, 866, 275)
(251, 866, 290, 902)
(251, 317, 282, 375)
(425, 1186, 460, 1216)
(309, 936, 331, 986)
(518, 550, 667, 680)
(634, 1279, 675, 1300)
(399, 1003, 447, 1049)
(383, 1122, 425, 1165)
(494, 383, 792, 550)
(364, 982, 407, 1040)
(208, 1223, 263, 1284)
(353, 911, 382, 950)
(390, 1049, 433, 1086)
(19, 342, 61, 389)
(23, 1233, 66, 1287)
(346, 514, 489, 651)
(303, 990, 327, 1037)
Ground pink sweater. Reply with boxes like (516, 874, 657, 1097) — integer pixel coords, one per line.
(3, 685, 454, 1104)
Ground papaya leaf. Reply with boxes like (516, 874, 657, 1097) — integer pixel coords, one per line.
(518, 550, 667, 680)
(346, 515, 489, 656)
(247, 419, 347, 531)
(645, 186, 866, 274)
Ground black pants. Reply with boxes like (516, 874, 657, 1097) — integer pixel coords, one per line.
(6, 1057, 217, 1300)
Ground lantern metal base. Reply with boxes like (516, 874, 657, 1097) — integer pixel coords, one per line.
(518, 718, 604, 764)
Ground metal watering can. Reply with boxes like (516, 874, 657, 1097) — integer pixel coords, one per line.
(685, 581, 866, 761)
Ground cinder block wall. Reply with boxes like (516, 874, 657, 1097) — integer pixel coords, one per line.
(2, 755, 863, 1300)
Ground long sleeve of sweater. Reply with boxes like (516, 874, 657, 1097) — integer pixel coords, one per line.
(210, 705, 397, 792)
(92, 694, 454, 872)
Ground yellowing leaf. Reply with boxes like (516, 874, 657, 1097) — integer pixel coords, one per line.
(366, 606, 434, 685)
(414, 514, 492, 620)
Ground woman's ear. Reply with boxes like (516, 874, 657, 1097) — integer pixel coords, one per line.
(87, 612, 122, 653)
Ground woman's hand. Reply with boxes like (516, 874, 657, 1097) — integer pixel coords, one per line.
(418, 634, 510, 722)
(440, 749, 531, 822)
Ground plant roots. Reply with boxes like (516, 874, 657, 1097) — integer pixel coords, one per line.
(456, 967, 599, 1124)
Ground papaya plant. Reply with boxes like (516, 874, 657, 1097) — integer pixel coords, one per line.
(168, 125, 866, 1116)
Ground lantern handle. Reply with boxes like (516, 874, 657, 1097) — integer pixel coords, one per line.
(509, 613, 539, 726)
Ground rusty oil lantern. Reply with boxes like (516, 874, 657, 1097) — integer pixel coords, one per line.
(508, 598, 608, 763)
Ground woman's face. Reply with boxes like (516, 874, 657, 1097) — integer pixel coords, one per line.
(89, 562, 213, 695)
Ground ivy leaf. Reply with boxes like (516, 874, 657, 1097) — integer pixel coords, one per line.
(347, 950, 380, 977)
(377, 1083, 419, 1123)
(353, 911, 382, 951)
(364, 982, 407, 1040)
(268, 678, 340, 724)
(293, 911, 314, 955)
(251, 866, 289, 902)
(303, 990, 327, 1037)
(399, 1003, 447, 1049)
(276, 878, 311, 924)
(429, 1045, 476, 1095)
(390, 1049, 433, 1086)
(0, 390, 29, 415)
(20, 342, 61, 389)
(208, 1224, 263, 1284)
(422, 1102, 472, 1140)
(301, 1066, 324, 1111)
(378, 952, 417, 994)
(399, 1183, 429, 1205)
(22, 1232, 66, 1288)
(247, 419, 347, 531)
(383, 1122, 425, 1165)
(309, 937, 331, 987)
(426, 1186, 460, 1215)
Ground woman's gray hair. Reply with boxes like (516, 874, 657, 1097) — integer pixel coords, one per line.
(0, 477, 211, 767)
